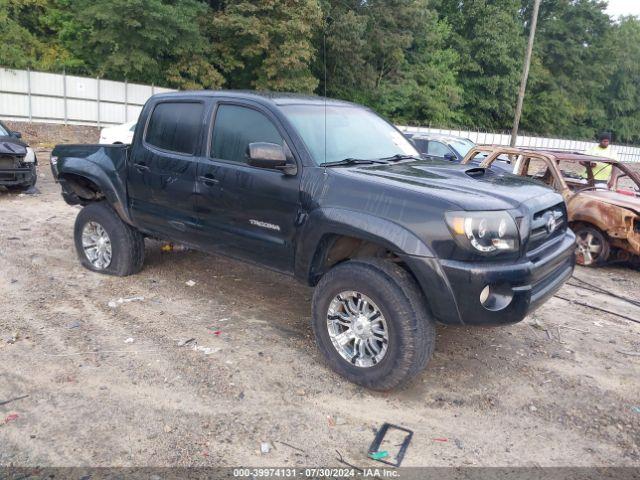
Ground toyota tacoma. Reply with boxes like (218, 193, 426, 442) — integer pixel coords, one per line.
(51, 91, 575, 390)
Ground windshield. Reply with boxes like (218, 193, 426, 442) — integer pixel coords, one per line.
(281, 105, 418, 165)
(0, 123, 9, 136)
(449, 138, 475, 158)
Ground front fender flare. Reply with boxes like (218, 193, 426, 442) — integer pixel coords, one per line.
(294, 208, 462, 324)
(294, 207, 434, 281)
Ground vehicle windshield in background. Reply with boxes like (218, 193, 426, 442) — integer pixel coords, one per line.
(450, 138, 475, 158)
(282, 105, 418, 165)
(0, 123, 10, 136)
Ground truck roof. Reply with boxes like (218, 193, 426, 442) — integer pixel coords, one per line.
(152, 90, 357, 108)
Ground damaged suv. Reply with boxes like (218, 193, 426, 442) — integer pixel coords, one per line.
(51, 92, 575, 390)
(0, 120, 37, 191)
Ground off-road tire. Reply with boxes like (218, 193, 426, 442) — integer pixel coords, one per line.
(574, 224, 610, 267)
(74, 201, 145, 276)
(312, 258, 435, 390)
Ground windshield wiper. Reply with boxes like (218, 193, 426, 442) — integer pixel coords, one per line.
(321, 157, 389, 167)
(377, 154, 421, 162)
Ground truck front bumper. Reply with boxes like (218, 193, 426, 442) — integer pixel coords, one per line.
(0, 164, 37, 186)
(403, 230, 576, 326)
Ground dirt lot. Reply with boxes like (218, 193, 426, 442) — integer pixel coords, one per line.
(0, 125, 639, 468)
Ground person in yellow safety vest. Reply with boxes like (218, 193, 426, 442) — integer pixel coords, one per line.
(585, 132, 618, 181)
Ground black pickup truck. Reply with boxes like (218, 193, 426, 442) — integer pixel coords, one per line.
(51, 91, 575, 390)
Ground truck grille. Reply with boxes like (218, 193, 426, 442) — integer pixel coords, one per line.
(0, 155, 17, 169)
(527, 202, 567, 253)
(0, 155, 20, 181)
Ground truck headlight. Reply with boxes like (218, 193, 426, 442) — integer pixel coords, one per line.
(445, 211, 520, 254)
(24, 147, 36, 163)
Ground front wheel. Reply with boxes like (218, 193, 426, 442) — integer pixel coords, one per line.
(574, 224, 609, 267)
(74, 202, 145, 276)
(311, 258, 435, 390)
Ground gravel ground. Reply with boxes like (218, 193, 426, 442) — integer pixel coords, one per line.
(0, 125, 639, 468)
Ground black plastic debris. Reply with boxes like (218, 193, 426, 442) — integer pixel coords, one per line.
(367, 422, 413, 467)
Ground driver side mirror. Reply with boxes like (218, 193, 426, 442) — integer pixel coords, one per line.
(444, 152, 457, 162)
(247, 142, 297, 175)
(11, 131, 22, 139)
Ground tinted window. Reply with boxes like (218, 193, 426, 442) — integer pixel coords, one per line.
(145, 102, 204, 155)
(449, 138, 475, 158)
(413, 139, 428, 153)
(211, 105, 283, 163)
(427, 141, 452, 158)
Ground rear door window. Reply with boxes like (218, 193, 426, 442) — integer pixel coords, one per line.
(211, 104, 284, 164)
(145, 102, 204, 155)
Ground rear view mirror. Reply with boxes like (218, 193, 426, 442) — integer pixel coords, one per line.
(11, 131, 22, 139)
(247, 142, 296, 175)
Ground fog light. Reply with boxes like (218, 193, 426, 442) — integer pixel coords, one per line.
(479, 283, 514, 311)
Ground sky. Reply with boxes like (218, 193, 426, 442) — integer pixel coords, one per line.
(606, 0, 640, 17)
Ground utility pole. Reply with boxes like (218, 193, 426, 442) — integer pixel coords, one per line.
(510, 0, 541, 147)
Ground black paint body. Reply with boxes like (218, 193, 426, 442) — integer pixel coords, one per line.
(51, 91, 575, 326)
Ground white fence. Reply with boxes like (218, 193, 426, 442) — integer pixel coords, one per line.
(1, 67, 639, 161)
(400, 125, 640, 163)
(0, 67, 175, 126)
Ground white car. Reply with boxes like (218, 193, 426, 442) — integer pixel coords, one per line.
(99, 121, 137, 144)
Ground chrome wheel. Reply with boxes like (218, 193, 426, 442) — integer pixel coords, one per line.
(327, 291, 389, 368)
(81, 221, 112, 269)
(576, 230, 603, 266)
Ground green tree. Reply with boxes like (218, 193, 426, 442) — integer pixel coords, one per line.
(0, 0, 63, 69)
(439, 0, 525, 129)
(604, 16, 640, 143)
(210, 0, 322, 93)
(53, 0, 223, 89)
(520, 0, 612, 139)
(320, 0, 462, 125)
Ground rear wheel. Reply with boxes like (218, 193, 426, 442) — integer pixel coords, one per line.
(74, 202, 145, 276)
(311, 258, 435, 390)
(574, 224, 609, 267)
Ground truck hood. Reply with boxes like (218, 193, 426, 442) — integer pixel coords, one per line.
(343, 160, 557, 211)
(579, 191, 640, 215)
(0, 136, 27, 156)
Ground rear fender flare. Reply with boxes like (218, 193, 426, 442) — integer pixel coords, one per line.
(57, 157, 133, 225)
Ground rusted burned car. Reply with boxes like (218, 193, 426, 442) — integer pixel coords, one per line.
(462, 146, 640, 267)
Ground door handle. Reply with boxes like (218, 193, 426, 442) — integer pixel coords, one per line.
(198, 174, 219, 186)
(133, 162, 150, 172)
